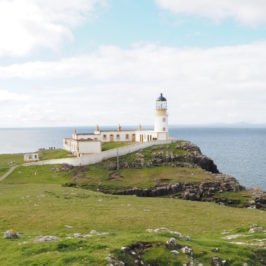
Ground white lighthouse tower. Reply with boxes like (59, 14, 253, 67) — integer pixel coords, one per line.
(154, 93, 168, 140)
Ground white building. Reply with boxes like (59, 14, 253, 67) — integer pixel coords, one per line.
(63, 93, 169, 156)
(24, 152, 39, 162)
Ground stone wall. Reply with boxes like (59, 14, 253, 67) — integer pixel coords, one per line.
(25, 139, 176, 167)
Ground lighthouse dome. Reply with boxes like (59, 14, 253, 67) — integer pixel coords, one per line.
(157, 93, 167, 102)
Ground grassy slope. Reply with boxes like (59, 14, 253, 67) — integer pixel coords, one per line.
(0, 143, 265, 265)
(0, 164, 265, 265)
(74, 165, 216, 192)
(0, 150, 74, 178)
(101, 142, 132, 151)
(0, 153, 24, 177)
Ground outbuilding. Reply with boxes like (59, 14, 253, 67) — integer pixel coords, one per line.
(24, 152, 39, 162)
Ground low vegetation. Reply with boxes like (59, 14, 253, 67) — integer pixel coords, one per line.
(0, 142, 265, 265)
(38, 149, 74, 161)
(101, 141, 132, 151)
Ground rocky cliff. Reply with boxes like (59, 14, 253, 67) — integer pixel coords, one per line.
(66, 140, 266, 210)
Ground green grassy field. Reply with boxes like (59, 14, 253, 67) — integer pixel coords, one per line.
(0, 180, 265, 265)
(0, 144, 265, 265)
(0, 150, 74, 178)
(0, 162, 265, 265)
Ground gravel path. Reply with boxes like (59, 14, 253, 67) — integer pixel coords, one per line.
(0, 166, 18, 182)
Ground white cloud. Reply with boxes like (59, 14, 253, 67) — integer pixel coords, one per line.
(0, 0, 105, 57)
(156, 0, 266, 26)
(1, 42, 266, 126)
(0, 89, 30, 103)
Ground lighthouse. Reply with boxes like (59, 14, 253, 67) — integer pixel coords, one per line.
(63, 93, 171, 155)
(154, 93, 168, 140)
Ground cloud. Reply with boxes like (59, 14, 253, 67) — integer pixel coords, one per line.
(0, 89, 30, 103)
(1, 42, 266, 84)
(1, 41, 266, 126)
(155, 0, 266, 26)
(0, 0, 106, 57)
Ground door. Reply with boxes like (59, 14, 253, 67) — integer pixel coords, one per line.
(110, 134, 114, 142)
(132, 134, 136, 142)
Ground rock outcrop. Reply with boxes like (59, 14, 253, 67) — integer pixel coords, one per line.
(113, 174, 242, 203)
(103, 141, 219, 174)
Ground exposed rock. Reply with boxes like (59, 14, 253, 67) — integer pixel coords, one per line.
(181, 246, 193, 256)
(118, 242, 153, 265)
(184, 153, 219, 173)
(106, 255, 125, 266)
(35, 236, 59, 243)
(250, 188, 266, 210)
(166, 237, 177, 250)
(115, 175, 242, 207)
(212, 248, 220, 253)
(248, 225, 265, 234)
(64, 225, 73, 229)
(73, 230, 108, 238)
(211, 257, 223, 266)
(223, 234, 244, 240)
(146, 228, 184, 239)
(4, 230, 20, 239)
(61, 164, 73, 171)
(170, 250, 179, 256)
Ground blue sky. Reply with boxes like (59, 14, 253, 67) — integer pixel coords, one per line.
(1, 0, 266, 127)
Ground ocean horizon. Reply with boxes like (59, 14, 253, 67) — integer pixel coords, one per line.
(0, 126, 265, 190)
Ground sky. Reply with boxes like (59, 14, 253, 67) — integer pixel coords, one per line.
(1, 0, 266, 127)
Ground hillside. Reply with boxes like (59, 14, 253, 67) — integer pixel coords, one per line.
(0, 141, 265, 265)
(62, 141, 265, 210)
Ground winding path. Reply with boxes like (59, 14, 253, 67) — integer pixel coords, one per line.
(0, 166, 18, 182)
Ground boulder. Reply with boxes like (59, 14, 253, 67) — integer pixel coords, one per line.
(248, 225, 265, 233)
(166, 237, 177, 250)
(4, 229, 20, 239)
(181, 246, 193, 256)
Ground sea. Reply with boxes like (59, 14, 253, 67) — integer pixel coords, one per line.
(0, 127, 265, 190)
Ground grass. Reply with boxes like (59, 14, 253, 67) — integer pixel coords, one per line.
(0, 143, 265, 265)
(3, 165, 71, 184)
(0, 153, 24, 177)
(72, 165, 215, 193)
(101, 142, 132, 151)
(213, 191, 253, 208)
(38, 149, 75, 160)
(0, 181, 265, 265)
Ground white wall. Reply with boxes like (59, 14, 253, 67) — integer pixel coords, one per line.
(154, 112, 168, 132)
(79, 141, 101, 154)
(135, 131, 157, 142)
(157, 132, 168, 141)
(99, 131, 136, 142)
(26, 139, 176, 167)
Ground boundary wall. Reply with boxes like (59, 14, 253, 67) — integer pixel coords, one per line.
(25, 139, 176, 167)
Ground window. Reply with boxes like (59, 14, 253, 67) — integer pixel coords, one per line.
(126, 134, 129, 140)
(163, 117, 166, 122)
(163, 127, 166, 131)
(116, 134, 120, 140)
(103, 135, 107, 140)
